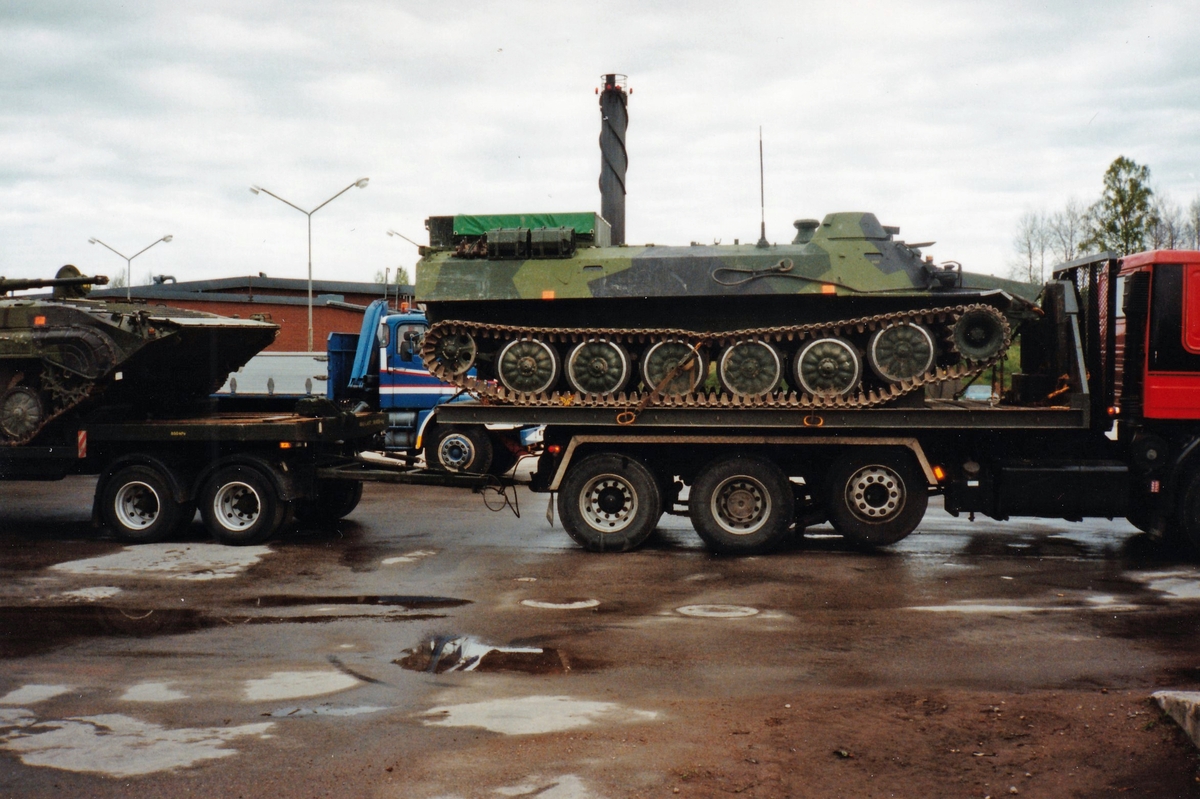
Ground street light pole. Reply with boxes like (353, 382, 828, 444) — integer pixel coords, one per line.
(251, 178, 369, 352)
(87, 235, 173, 301)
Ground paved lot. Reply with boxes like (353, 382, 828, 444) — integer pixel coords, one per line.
(3, 475, 1200, 798)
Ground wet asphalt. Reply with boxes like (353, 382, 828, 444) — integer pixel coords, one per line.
(3, 473, 1200, 798)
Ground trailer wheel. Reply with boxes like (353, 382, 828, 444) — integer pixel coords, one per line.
(689, 456, 794, 554)
(295, 479, 364, 526)
(826, 449, 927, 548)
(425, 425, 493, 474)
(558, 453, 662, 552)
(200, 465, 280, 545)
(1175, 470, 1200, 555)
(100, 464, 184, 543)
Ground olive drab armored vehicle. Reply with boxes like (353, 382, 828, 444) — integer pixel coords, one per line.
(1, 265, 278, 445)
(416, 212, 1036, 413)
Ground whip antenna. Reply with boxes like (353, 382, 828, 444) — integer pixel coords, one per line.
(756, 126, 769, 248)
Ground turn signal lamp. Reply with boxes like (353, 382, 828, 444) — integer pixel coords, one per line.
(279, 442, 293, 449)
(546, 444, 562, 455)
(932, 465, 946, 482)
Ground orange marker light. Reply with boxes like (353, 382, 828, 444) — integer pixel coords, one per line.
(821, 284, 836, 295)
(279, 441, 293, 449)
(932, 465, 946, 481)
(546, 444, 562, 454)
(541, 290, 556, 300)
(33, 315, 46, 326)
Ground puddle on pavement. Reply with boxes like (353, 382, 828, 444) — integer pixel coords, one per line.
(676, 604, 759, 618)
(0, 710, 273, 777)
(1129, 570, 1200, 599)
(242, 670, 360, 702)
(0, 684, 71, 705)
(420, 695, 657, 735)
(55, 586, 122, 602)
(248, 594, 469, 609)
(381, 550, 437, 565)
(520, 599, 600, 610)
(121, 681, 188, 703)
(0, 605, 219, 658)
(50, 543, 271, 581)
(489, 774, 598, 798)
(396, 636, 566, 675)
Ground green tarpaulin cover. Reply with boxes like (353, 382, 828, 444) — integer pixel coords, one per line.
(453, 213, 601, 236)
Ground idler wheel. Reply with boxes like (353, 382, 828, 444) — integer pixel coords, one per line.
(497, 338, 560, 395)
(641, 340, 707, 396)
(718, 341, 782, 397)
(0, 386, 45, 441)
(566, 339, 631, 396)
(953, 307, 1007, 362)
(868, 323, 936, 383)
(794, 337, 861, 396)
(433, 331, 478, 376)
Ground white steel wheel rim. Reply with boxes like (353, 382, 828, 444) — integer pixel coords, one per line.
(579, 473, 638, 533)
(114, 481, 161, 531)
(845, 465, 905, 523)
(438, 434, 475, 471)
(566, 339, 630, 395)
(642, 340, 703, 394)
(710, 475, 771, 535)
(497, 339, 559, 394)
(213, 481, 262, 532)
(718, 341, 781, 397)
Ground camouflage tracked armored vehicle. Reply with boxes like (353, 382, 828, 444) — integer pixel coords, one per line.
(1, 265, 278, 445)
(416, 212, 1035, 412)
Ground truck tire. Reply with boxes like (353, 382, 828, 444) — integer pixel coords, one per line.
(99, 464, 186, 544)
(199, 465, 281, 545)
(689, 456, 795, 554)
(826, 449, 927, 548)
(558, 453, 661, 552)
(294, 479, 364, 527)
(425, 425, 493, 474)
(1175, 470, 1200, 555)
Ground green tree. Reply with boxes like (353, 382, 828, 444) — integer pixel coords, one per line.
(374, 266, 412, 285)
(1085, 156, 1158, 255)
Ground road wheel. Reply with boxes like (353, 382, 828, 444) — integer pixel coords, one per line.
(425, 425, 493, 473)
(295, 479, 364, 527)
(826, 449, 928, 547)
(200, 465, 280, 545)
(558, 453, 662, 552)
(690, 456, 794, 554)
(497, 338, 560, 395)
(100, 464, 184, 543)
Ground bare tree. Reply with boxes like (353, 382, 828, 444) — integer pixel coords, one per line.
(1149, 194, 1186, 249)
(1047, 197, 1088, 265)
(1188, 195, 1200, 250)
(1009, 210, 1050, 285)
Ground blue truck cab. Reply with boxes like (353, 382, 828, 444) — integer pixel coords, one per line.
(328, 299, 532, 474)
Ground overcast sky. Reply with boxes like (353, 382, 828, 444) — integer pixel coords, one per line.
(3, 0, 1199, 286)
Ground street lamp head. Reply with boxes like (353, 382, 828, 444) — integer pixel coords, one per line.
(355, 178, 370, 189)
(162, 235, 173, 243)
(249, 186, 261, 195)
(88, 238, 98, 244)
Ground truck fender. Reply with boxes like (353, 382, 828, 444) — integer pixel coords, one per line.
(194, 454, 300, 504)
(92, 453, 192, 526)
(414, 409, 437, 451)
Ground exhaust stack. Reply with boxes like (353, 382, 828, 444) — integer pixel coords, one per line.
(598, 73, 628, 246)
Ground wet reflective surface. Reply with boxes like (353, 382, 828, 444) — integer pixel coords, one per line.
(3, 476, 1200, 797)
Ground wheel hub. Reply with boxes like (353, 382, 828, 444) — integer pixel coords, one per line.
(711, 477, 770, 535)
(846, 465, 904, 521)
(115, 482, 160, 530)
(580, 474, 637, 532)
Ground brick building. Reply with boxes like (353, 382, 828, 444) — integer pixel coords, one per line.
(90, 276, 410, 352)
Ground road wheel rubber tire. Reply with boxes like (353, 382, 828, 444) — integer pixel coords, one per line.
(558, 453, 662, 552)
(200, 465, 280, 545)
(826, 449, 928, 548)
(295, 479, 364, 527)
(690, 456, 795, 554)
(425, 425, 494, 474)
(100, 464, 184, 544)
(1174, 469, 1200, 555)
